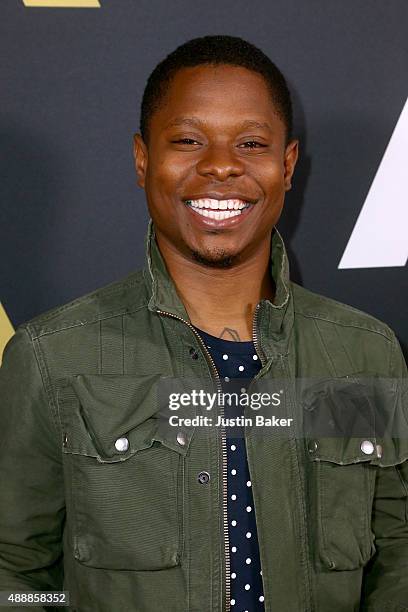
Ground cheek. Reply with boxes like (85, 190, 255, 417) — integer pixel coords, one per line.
(256, 169, 286, 208)
(147, 158, 171, 185)
(148, 148, 193, 184)
(254, 165, 286, 221)
(249, 155, 284, 184)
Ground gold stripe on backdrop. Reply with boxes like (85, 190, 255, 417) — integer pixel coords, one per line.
(23, 1, 100, 7)
(0, 303, 15, 366)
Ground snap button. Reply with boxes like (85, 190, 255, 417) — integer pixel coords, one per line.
(198, 471, 210, 484)
(360, 440, 375, 455)
(176, 431, 187, 446)
(308, 440, 318, 453)
(114, 437, 129, 452)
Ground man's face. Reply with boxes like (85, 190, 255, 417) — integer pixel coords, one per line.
(134, 64, 298, 267)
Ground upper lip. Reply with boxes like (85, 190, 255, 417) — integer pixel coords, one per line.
(183, 192, 258, 204)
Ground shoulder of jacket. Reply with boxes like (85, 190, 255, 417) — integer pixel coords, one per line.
(291, 281, 395, 342)
(21, 269, 148, 339)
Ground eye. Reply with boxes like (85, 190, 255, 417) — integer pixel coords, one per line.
(172, 138, 200, 145)
(238, 141, 267, 149)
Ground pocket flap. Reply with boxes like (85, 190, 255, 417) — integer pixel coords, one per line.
(307, 436, 408, 467)
(302, 373, 408, 467)
(58, 374, 195, 462)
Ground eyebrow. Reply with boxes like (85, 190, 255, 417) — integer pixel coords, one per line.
(165, 116, 271, 131)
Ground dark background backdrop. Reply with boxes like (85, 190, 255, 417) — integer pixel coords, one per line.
(1, 0, 407, 354)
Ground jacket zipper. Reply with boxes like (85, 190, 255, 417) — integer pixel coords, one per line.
(155, 308, 231, 612)
(252, 301, 266, 368)
(157, 302, 265, 612)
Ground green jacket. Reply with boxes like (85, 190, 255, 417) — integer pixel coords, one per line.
(1, 221, 407, 612)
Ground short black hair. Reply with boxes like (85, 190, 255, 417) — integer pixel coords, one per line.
(140, 35, 293, 145)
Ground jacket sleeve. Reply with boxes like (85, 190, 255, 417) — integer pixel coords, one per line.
(0, 326, 65, 610)
(360, 333, 408, 612)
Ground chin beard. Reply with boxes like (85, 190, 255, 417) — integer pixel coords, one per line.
(190, 248, 239, 269)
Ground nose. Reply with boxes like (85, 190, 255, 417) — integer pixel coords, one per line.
(195, 144, 245, 181)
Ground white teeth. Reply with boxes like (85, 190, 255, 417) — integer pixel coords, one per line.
(185, 197, 253, 220)
(187, 198, 249, 211)
(191, 208, 243, 220)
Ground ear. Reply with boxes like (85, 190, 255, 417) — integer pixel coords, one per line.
(133, 133, 148, 189)
(283, 139, 299, 191)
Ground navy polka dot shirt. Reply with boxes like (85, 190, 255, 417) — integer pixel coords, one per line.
(195, 327, 265, 611)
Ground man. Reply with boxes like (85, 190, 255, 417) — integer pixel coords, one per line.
(0, 34, 407, 612)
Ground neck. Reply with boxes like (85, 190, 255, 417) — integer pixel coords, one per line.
(155, 232, 275, 342)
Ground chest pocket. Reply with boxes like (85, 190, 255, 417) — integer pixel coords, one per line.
(302, 374, 408, 572)
(58, 374, 195, 571)
(307, 436, 378, 571)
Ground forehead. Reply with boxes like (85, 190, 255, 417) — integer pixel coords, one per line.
(153, 64, 283, 132)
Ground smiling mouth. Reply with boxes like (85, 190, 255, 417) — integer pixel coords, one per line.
(184, 198, 252, 220)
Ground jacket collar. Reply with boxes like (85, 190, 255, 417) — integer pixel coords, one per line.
(143, 219, 294, 354)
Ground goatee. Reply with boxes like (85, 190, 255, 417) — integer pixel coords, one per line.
(191, 249, 238, 269)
